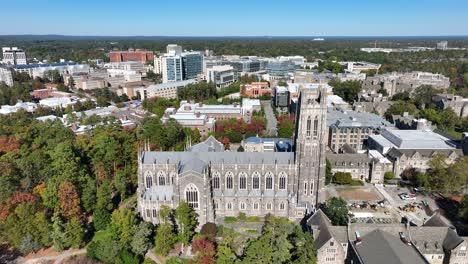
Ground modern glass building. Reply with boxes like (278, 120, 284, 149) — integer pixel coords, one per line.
(182, 52, 203, 80)
(267, 61, 298, 77)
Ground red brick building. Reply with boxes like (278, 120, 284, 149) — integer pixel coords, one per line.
(241, 82, 271, 98)
(109, 49, 154, 63)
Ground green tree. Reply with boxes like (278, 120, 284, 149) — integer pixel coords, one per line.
(117, 249, 140, 264)
(51, 214, 67, 251)
(109, 208, 137, 249)
(94, 181, 113, 231)
(384, 101, 418, 121)
(130, 222, 153, 256)
(175, 201, 198, 245)
(459, 195, 468, 222)
(290, 225, 317, 264)
(87, 231, 122, 264)
(216, 244, 237, 264)
(323, 197, 348, 226)
(329, 79, 362, 103)
(154, 223, 176, 256)
(65, 218, 84, 248)
(412, 85, 438, 109)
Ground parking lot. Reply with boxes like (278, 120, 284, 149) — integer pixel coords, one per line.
(377, 185, 436, 224)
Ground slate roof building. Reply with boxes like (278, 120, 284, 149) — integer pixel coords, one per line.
(138, 85, 330, 226)
(306, 210, 467, 264)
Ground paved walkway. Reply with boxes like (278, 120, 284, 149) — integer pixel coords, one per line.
(375, 184, 396, 205)
(261, 101, 278, 137)
(20, 249, 86, 264)
(145, 249, 162, 264)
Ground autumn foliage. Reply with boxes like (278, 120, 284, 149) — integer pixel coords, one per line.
(191, 237, 216, 264)
(0, 135, 20, 153)
(58, 181, 82, 220)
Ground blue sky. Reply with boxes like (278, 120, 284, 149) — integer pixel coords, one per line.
(2, 0, 468, 36)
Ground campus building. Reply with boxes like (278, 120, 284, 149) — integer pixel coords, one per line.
(137, 85, 330, 226)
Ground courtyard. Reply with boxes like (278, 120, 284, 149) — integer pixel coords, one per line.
(334, 186, 382, 202)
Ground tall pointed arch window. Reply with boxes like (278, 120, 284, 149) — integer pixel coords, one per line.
(252, 171, 260, 190)
(313, 116, 319, 137)
(226, 172, 233, 189)
(145, 171, 153, 189)
(158, 171, 166, 186)
(239, 172, 247, 190)
(265, 172, 273, 190)
(279, 172, 287, 190)
(185, 184, 199, 209)
(306, 116, 312, 137)
(213, 172, 220, 189)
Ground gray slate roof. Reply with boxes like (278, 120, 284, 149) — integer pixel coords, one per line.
(386, 148, 462, 159)
(354, 229, 426, 264)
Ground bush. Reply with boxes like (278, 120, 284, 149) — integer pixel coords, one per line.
(333, 172, 352, 185)
(200, 222, 217, 241)
(238, 212, 247, 221)
(350, 179, 364, 186)
(224, 217, 238, 224)
(384, 172, 396, 183)
(245, 229, 258, 234)
(246, 216, 261, 222)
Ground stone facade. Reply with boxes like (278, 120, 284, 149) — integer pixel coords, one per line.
(386, 149, 462, 176)
(137, 85, 329, 226)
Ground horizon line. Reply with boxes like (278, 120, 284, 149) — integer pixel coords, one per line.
(1, 34, 468, 38)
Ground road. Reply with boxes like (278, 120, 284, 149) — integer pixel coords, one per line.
(20, 249, 87, 264)
(261, 101, 278, 137)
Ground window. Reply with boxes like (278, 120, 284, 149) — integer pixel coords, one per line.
(280, 202, 285, 210)
(152, 209, 157, 218)
(145, 171, 153, 189)
(214, 201, 218, 210)
(226, 172, 233, 189)
(158, 171, 166, 186)
(146, 209, 150, 218)
(253, 202, 259, 210)
(227, 202, 232, 210)
(239, 172, 247, 190)
(240, 202, 246, 210)
(252, 172, 260, 189)
(313, 117, 319, 137)
(310, 182, 314, 195)
(267, 202, 272, 210)
(330, 241, 334, 246)
(327, 248, 336, 253)
(170, 172, 176, 185)
(279, 172, 287, 190)
(304, 181, 308, 195)
(185, 184, 199, 209)
(306, 116, 311, 137)
(265, 172, 273, 190)
(213, 172, 220, 189)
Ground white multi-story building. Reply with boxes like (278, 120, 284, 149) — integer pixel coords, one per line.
(162, 53, 183, 83)
(206, 65, 235, 89)
(2, 47, 27, 65)
(0, 67, 14, 86)
(154, 56, 163, 74)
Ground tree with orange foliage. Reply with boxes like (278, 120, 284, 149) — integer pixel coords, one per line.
(0, 135, 20, 153)
(58, 181, 82, 220)
(191, 237, 216, 264)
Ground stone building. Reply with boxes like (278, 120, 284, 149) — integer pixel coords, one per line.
(137, 85, 330, 226)
(307, 210, 348, 264)
(327, 108, 392, 153)
(432, 94, 468, 118)
(307, 210, 467, 264)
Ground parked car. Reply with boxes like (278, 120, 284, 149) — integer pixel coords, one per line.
(399, 194, 416, 201)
